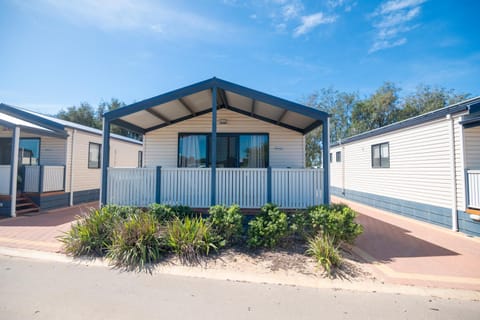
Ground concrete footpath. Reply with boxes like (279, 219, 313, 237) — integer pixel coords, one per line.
(1, 255, 479, 320)
(332, 196, 480, 291)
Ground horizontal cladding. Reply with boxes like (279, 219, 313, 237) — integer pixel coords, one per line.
(331, 119, 454, 209)
(32, 193, 70, 210)
(145, 108, 304, 168)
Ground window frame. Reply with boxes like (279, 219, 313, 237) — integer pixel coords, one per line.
(88, 142, 101, 169)
(335, 151, 341, 162)
(177, 132, 269, 168)
(371, 142, 390, 168)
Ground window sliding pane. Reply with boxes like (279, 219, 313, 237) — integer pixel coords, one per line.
(178, 135, 208, 168)
(19, 138, 40, 165)
(239, 135, 268, 168)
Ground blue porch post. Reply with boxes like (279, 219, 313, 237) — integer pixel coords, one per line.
(322, 118, 330, 204)
(100, 117, 110, 206)
(10, 126, 20, 217)
(211, 86, 217, 206)
(267, 166, 272, 203)
(155, 166, 162, 204)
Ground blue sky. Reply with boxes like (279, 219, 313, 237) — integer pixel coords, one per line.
(0, 0, 479, 114)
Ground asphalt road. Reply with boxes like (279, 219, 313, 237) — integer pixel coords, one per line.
(0, 255, 478, 320)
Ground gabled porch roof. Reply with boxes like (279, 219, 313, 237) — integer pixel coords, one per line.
(104, 77, 329, 135)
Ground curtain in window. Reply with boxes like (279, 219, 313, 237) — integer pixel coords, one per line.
(179, 135, 207, 167)
(240, 135, 268, 168)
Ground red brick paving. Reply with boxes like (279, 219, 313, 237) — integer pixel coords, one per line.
(333, 196, 480, 291)
(0, 202, 97, 253)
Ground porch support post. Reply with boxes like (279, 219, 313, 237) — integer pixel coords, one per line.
(322, 118, 330, 204)
(155, 166, 162, 204)
(39, 165, 44, 193)
(267, 166, 272, 203)
(100, 117, 110, 207)
(10, 126, 20, 217)
(211, 86, 217, 206)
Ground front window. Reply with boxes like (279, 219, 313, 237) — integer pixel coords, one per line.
(335, 151, 341, 162)
(0, 138, 40, 165)
(371, 142, 390, 168)
(178, 133, 269, 168)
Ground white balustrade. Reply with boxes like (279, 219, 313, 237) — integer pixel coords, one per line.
(467, 170, 480, 209)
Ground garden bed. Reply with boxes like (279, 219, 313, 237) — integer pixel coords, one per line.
(59, 203, 365, 277)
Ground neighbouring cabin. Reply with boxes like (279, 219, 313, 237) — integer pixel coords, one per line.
(102, 77, 330, 209)
(330, 97, 480, 237)
(0, 104, 143, 217)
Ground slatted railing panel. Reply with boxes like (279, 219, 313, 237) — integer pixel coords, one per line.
(23, 166, 40, 193)
(42, 166, 65, 192)
(0, 165, 10, 195)
(216, 168, 267, 208)
(467, 170, 480, 209)
(160, 168, 211, 208)
(107, 168, 156, 206)
(272, 169, 323, 208)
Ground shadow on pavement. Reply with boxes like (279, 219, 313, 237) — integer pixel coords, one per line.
(355, 214, 458, 263)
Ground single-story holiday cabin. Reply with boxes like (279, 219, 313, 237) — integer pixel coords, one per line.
(330, 97, 480, 236)
(0, 103, 142, 217)
(101, 77, 330, 209)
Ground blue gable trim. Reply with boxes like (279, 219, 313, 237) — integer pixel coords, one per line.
(0, 103, 67, 136)
(104, 77, 328, 133)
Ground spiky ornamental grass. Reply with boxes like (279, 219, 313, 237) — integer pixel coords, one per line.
(305, 233, 343, 275)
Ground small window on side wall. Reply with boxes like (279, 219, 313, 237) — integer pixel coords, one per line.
(88, 143, 101, 169)
(329, 153, 332, 163)
(138, 151, 143, 168)
(335, 151, 341, 162)
(371, 142, 389, 168)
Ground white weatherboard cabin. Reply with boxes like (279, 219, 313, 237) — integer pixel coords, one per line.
(330, 97, 480, 237)
(0, 104, 143, 217)
(101, 78, 330, 209)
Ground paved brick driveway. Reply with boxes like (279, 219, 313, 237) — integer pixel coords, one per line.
(333, 196, 480, 291)
(0, 202, 97, 252)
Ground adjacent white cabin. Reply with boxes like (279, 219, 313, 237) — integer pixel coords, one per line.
(330, 97, 480, 236)
(0, 104, 142, 216)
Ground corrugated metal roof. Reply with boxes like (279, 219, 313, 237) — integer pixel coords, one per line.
(331, 96, 480, 147)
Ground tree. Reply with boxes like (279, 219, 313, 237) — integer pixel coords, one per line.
(350, 82, 400, 135)
(395, 85, 471, 120)
(303, 88, 358, 167)
(56, 103, 100, 129)
(56, 99, 142, 141)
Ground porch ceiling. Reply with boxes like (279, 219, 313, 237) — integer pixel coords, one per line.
(105, 78, 329, 135)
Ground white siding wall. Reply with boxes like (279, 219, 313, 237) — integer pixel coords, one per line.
(330, 147, 344, 189)
(330, 115, 469, 210)
(65, 128, 142, 192)
(144, 109, 305, 168)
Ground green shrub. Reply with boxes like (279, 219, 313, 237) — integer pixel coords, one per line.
(306, 233, 342, 275)
(167, 217, 217, 263)
(287, 210, 310, 239)
(59, 207, 119, 256)
(308, 204, 363, 244)
(208, 205, 243, 246)
(106, 211, 165, 268)
(247, 204, 288, 249)
(149, 204, 196, 222)
(149, 204, 177, 223)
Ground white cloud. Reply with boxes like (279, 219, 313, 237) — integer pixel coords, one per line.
(293, 12, 337, 37)
(281, 2, 303, 20)
(369, 0, 426, 53)
(376, 0, 426, 15)
(35, 0, 233, 40)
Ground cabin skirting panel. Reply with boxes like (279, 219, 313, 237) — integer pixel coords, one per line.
(30, 192, 70, 210)
(73, 189, 100, 205)
(332, 186, 480, 236)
